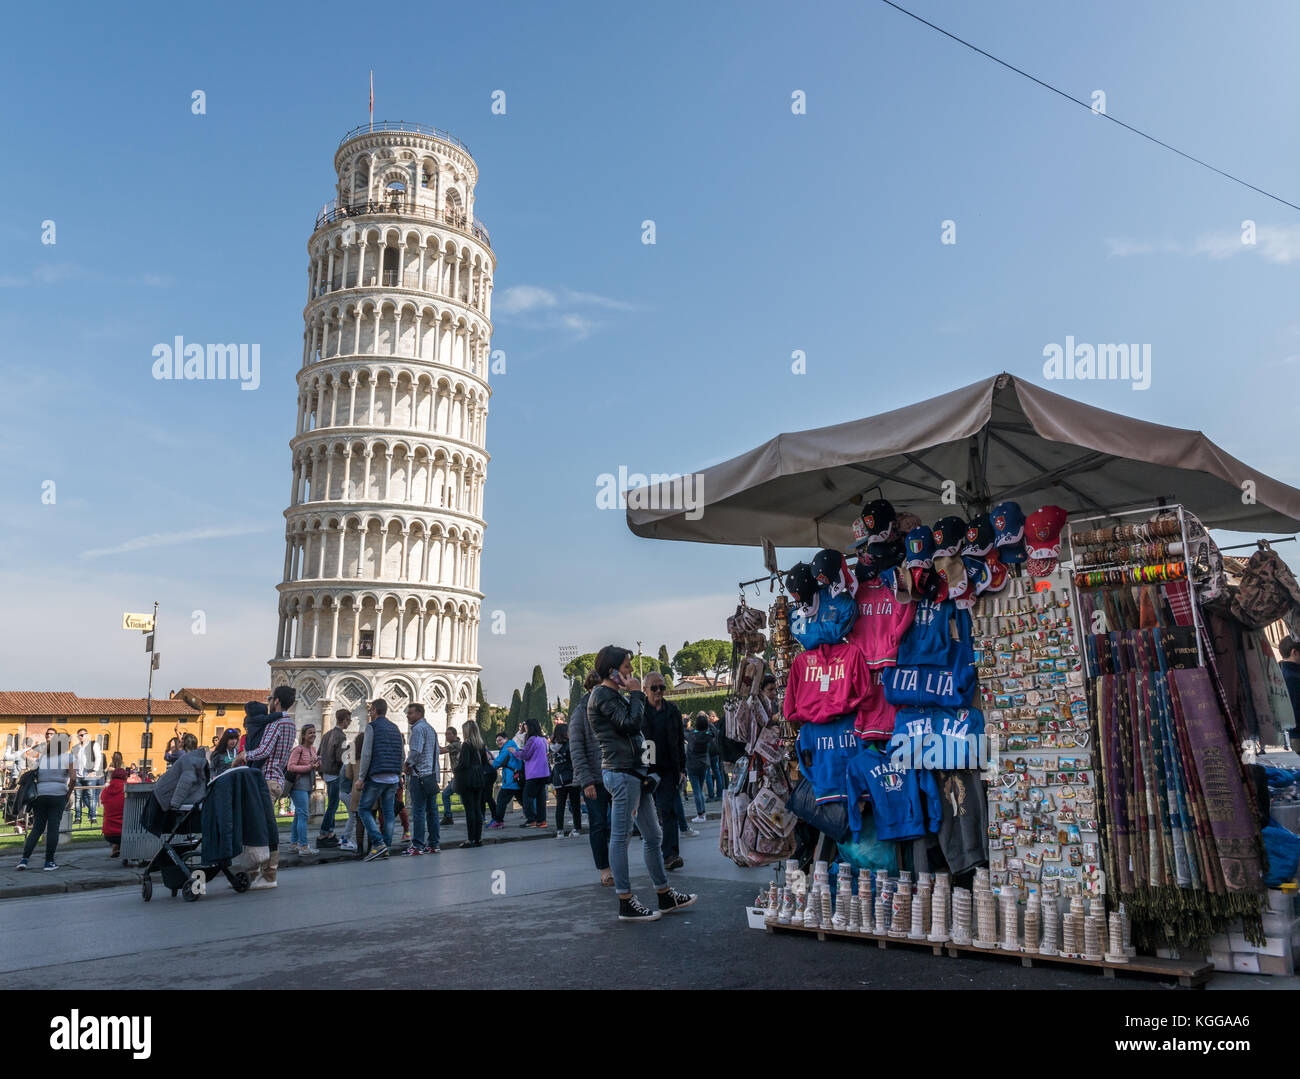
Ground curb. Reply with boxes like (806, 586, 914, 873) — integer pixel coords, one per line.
(0, 812, 722, 902)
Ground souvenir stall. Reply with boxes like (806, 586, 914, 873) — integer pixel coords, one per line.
(629, 374, 1300, 978)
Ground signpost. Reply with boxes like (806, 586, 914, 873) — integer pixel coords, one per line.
(123, 602, 159, 775)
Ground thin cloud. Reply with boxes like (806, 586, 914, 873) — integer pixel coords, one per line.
(80, 525, 271, 560)
(497, 284, 558, 315)
(1106, 225, 1300, 264)
(496, 284, 643, 339)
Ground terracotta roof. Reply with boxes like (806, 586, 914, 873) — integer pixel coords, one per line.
(0, 692, 199, 717)
(174, 688, 269, 706)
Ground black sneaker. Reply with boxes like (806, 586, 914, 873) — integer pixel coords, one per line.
(363, 844, 389, 862)
(618, 895, 662, 922)
(657, 888, 697, 913)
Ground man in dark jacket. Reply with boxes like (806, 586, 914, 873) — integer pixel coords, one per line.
(350, 699, 405, 861)
(317, 709, 351, 845)
(643, 675, 687, 870)
(1280, 637, 1300, 745)
(569, 672, 611, 883)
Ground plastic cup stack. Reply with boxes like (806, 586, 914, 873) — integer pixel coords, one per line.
(999, 886, 1020, 952)
(928, 876, 952, 943)
(951, 887, 973, 946)
(910, 874, 931, 939)
(1105, 912, 1129, 964)
(1039, 896, 1059, 956)
(889, 879, 912, 938)
(973, 875, 997, 949)
(832, 866, 852, 931)
(1022, 892, 1040, 955)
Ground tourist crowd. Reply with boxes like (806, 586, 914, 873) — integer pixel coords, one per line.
(5, 658, 730, 922)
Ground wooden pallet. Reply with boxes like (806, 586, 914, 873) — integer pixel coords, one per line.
(764, 919, 1211, 987)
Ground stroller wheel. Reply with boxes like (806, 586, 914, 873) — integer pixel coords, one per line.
(182, 880, 201, 902)
(141, 878, 153, 902)
(231, 872, 251, 893)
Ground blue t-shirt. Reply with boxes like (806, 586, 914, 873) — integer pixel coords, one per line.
(845, 747, 942, 842)
(790, 587, 857, 650)
(890, 705, 986, 770)
(896, 600, 956, 667)
(796, 714, 865, 804)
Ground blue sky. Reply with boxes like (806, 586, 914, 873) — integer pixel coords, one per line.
(2, 0, 1299, 705)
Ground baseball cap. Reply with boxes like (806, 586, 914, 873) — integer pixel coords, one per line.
(867, 538, 905, 574)
(934, 553, 969, 601)
(903, 525, 935, 569)
(992, 501, 1026, 564)
(983, 549, 1009, 593)
(932, 516, 967, 558)
(1025, 505, 1068, 560)
(851, 515, 872, 549)
(860, 499, 897, 545)
(786, 562, 817, 605)
(962, 514, 995, 556)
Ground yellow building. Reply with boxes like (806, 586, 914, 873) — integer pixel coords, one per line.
(0, 691, 202, 774)
(170, 687, 271, 744)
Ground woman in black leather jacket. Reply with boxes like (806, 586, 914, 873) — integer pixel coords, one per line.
(586, 645, 697, 923)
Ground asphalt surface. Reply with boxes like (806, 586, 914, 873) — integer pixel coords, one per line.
(8, 817, 1276, 991)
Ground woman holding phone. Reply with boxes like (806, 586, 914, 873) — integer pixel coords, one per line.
(586, 645, 697, 923)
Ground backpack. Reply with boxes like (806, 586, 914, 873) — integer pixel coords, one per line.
(1231, 544, 1300, 629)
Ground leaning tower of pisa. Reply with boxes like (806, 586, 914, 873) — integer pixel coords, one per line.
(269, 121, 494, 735)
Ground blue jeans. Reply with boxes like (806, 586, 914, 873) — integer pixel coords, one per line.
(441, 783, 456, 820)
(290, 789, 310, 845)
(358, 779, 398, 849)
(583, 784, 611, 872)
(687, 769, 708, 816)
(320, 776, 341, 836)
(708, 758, 726, 799)
(339, 776, 356, 843)
(75, 782, 100, 822)
(603, 770, 667, 895)
(410, 773, 441, 848)
(653, 773, 685, 858)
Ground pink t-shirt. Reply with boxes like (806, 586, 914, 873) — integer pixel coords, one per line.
(786, 643, 872, 727)
(846, 576, 916, 669)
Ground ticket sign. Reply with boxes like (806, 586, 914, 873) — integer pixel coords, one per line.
(122, 612, 155, 631)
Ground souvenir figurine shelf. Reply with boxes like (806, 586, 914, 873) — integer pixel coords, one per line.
(762, 918, 1212, 987)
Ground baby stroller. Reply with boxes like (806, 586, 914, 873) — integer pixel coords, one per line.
(139, 795, 252, 902)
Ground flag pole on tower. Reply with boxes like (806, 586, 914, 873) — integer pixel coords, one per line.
(369, 71, 374, 132)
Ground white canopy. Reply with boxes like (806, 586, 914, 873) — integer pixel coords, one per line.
(626, 373, 1300, 548)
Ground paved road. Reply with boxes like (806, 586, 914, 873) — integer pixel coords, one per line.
(1, 822, 1287, 990)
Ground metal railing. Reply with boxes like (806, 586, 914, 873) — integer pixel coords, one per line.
(339, 121, 472, 155)
(314, 200, 491, 249)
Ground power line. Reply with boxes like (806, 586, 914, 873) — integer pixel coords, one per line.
(877, 0, 1300, 214)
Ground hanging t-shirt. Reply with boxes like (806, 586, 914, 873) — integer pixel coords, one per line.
(934, 769, 988, 875)
(884, 603, 976, 708)
(789, 587, 857, 651)
(786, 642, 872, 726)
(890, 705, 986, 771)
(896, 599, 957, 667)
(796, 715, 866, 804)
(845, 746, 941, 842)
(846, 576, 916, 669)
(854, 667, 898, 743)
